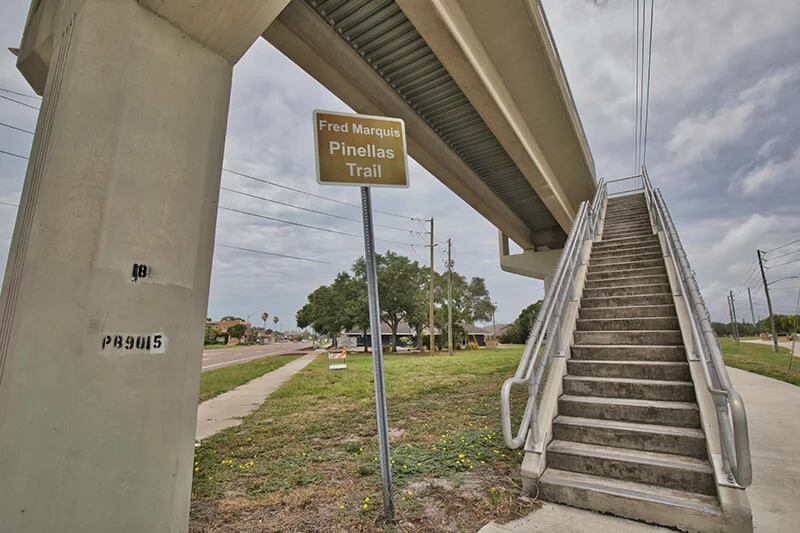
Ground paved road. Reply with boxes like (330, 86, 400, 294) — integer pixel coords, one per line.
(201, 342, 313, 372)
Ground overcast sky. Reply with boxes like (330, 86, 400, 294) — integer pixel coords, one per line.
(1, 0, 799, 330)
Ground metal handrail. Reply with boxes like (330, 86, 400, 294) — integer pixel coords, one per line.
(645, 167, 752, 487)
(501, 179, 607, 449)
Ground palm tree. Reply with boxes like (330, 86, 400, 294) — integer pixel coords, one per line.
(273, 316, 279, 339)
(261, 312, 268, 331)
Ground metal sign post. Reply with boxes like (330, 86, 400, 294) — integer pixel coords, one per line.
(361, 186, 394, 520)
(313, 109, 408, 521)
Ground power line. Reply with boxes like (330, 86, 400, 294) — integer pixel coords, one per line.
(765, 238, 800, 255)
(0, 121, 34, 135)
(218, 205, 414, 247)
(0, 94, 40, 111)
(765, 257, 800, 270)
(765, 247, 800, 262)
(0, 153, 417, 246)
(638, 0, 646, 169)
(641, 0, 655, 166)
(0, 149, 29, 161)
(1, 114, 426, 225)
(215, 244, 342, 266)
(633, 0, 640, 172)
(0, 87, 40, 100)
(223, 168, 421, 221)
(220, 186, 411, 233)
(0, 200, 18, 208)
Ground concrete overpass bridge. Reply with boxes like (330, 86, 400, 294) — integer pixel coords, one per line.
(0, 1, 752, 532)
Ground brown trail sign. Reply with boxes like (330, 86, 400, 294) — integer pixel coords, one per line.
(313, 110, 408, 188)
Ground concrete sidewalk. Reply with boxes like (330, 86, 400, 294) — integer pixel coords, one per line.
(195, 350, 322, 440)
(480, 367, 800, 532)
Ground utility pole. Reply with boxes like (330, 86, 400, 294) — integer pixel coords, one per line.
(447, 238, 453, 356)
(729, 290, 740, 346)
(790, 287, 799, 370)
(747, 288, 756, 325)
(429, 217, 435, 354)
(727, 294, 739, 346)
(757, 250, 779, 353)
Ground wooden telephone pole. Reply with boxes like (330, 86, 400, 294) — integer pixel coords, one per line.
(757, 250, 779, 353)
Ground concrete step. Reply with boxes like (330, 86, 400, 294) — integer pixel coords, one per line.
(574, 329, 683, 345)
(603, 221, 652, 231)
(546, 440, 716, 495)
(602, 229, 654, 240)
(590, 245, 662, 262)
(605, 204, 649, 214)
(576, 316, 680, 331)
(579, 304, 676, 319)
(594, 233, 659, 248)
(558, 394, 700, 428)
(591, 251, 662, 266)
(583, 273, 667, 289)
(570, 344, 686, 362)
(607, 200, 647, 211)
(604, 214, 650, 224)
(552, 416, 707, 458)
(591, 236, 660, 253)
(537, 469, 723, 531)
(606, 201, 648, 211)
(603, 224, 653, 236)
(588, 257, 664, 273)
(567, 360, 691, 381)
(562, 376, 695, 401)
(580, 293, 674, 308)
(582, 282, 671, 298)
(603, 216, 652, 227)
(585, 265, 666, 281)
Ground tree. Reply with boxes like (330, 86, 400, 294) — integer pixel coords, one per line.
(353, 252, 424, 352)
(296, 273, 359, 346)
(204, 326, 220, 345)
(220, 315, 243, 322)
(500, 301, 543, 344)
(434, 271, 494, 347)
(227, 323, 247, 340)
(261, 312, 269, 330)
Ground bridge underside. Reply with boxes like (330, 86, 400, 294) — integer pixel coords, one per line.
(265, 0, 596, 251)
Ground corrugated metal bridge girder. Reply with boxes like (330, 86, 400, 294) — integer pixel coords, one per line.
(305, 0, 567, 247)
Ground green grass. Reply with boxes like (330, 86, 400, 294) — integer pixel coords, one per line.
(198, 355, 300, 403)
(190, 348, 533, 532)
(720, 338, 800, 386)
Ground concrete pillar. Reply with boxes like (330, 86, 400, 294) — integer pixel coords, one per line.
(0, 1, 285, 531)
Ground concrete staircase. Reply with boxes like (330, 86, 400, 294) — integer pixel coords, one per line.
(538, 193, 726, 530)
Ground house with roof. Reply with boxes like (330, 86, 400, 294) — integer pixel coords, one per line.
(342, 321, 491, 349)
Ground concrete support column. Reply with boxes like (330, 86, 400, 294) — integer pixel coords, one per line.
(0, 2, 242, 531)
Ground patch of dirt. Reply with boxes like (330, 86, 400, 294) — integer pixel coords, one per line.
(190, 469, 540, 533)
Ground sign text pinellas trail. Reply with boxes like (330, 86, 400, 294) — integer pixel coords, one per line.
(314, 110, 409, 188)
